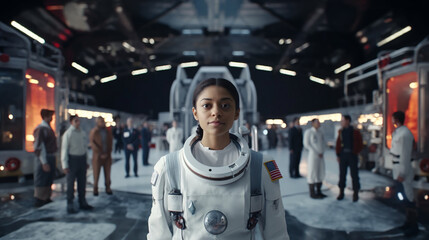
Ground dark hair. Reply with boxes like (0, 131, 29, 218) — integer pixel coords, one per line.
(343, 115, 351, 122)
(392, 111, 405, 125)
(192, 78, 240, 140)
(311, 118, 318, 123)
(293, 117, 300, 123)
(69, 115, 78, 123)
(40, 109, 54, 119)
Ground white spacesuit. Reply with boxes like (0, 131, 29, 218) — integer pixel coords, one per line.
(166, 127, 184, 153)
(390, 125, 415, 202)
(147, 133, 289, 240)
(303, 127, 326, 184)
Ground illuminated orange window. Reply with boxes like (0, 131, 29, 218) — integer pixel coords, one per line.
(385, 71, 418, 149)
(25, 69, 56, 152)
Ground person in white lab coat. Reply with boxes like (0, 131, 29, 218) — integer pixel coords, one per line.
(166, 120, 183, 152)
(303, 119, 326, 199)
(147, 78, 289, 240)
(390, 111, 419, 237)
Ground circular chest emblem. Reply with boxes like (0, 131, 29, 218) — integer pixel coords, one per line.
(204, 210, 228, 235)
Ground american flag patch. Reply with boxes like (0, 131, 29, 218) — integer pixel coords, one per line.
(264, 160, 283, 181)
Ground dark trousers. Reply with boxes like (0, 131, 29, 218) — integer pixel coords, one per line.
(142, 145, 150, 165)
(125, 150, 138, 175)
(67, 154, 87, 205)
(114, 140, 123, 153)
(289, 150, 302, 177)
(338, 152, 360, 191)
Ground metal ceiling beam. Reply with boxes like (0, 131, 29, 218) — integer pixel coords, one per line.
(252, 1, 296, 31)
(139, 0, 185, 30)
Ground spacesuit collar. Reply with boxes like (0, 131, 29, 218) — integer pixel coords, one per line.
(183, 133, 250, 185)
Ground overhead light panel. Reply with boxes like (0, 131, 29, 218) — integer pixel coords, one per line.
(149, 55, 156, 60)
(131, 68, 148, 75)
(155, 65, 172, 71)
(100, 75, 117, 83)
(180, 61, 199, 68)
(229, 61, 247, 68)
(232, 51, 245, 56)
(11, 21, 45, 44)
(29, 79, 39, 84)
(183, 51, 197, 56)
(142, 38, 149, 43)
(285, 38, 292, 44)
(71, 62, 89, 74)
(280, 69, 296, 76)
(377, 26, 412, 47)
(334, 63, 351, 74)
(309, 75, 326, 84)
(122, 42, 135, 52)
(149, 38, 155, 44)
(255, 65, 273, 71)
(279, 39, 285, 45)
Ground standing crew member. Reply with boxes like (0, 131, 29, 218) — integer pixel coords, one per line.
(335, 115, 363, 202)
(303, 119, 326, 199)
(288, 117, 303, 178)
(33, 109, 57, 207)
(390, 111, 419, 236)
(89, 117, 113, 196)
(122, 117, 140, 177)
(141, 121, 152, 166)
(166, 120, 183, 152)
(147, 78, 289, 239)
(61, 115, 93, 214)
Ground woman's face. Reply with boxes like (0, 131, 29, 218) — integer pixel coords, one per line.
(192, 85, 239, 137)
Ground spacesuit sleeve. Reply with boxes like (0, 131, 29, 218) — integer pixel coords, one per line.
(147, 157, 173, 240)
(260, 156, 290, 240)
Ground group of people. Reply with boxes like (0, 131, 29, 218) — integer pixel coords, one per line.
(289, 115, 365, 201)
(289, 112, 419, 236)
(33, 110, 113, 214)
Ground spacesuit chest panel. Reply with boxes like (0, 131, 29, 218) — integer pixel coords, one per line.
(180, 164, 252, 239)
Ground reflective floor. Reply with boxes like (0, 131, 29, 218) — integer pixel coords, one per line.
(1, 147, 429, 239)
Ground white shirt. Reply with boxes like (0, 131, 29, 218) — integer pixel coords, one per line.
(61, 125, 88, 169)
(192, 141, 239, 167)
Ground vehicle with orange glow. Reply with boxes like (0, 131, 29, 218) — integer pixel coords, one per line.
(0, 22, 65, 182)
(345, 37, 429, 180)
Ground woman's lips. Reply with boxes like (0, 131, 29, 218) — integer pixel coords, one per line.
(209, 121, 224, 126)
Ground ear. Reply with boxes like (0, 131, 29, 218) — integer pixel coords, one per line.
(192, 107, 198, 121)
(234, 108, 240, 120)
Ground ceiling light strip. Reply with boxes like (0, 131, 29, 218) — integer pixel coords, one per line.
(10, 21, 45, 44)
(71, 62, 89, 74)
(279, 69, 296, 76)
(377, 26, 412, 47)
(334, 63, 351, 74)
(100, 75, 117, 83)
(309, 75, 326, 84)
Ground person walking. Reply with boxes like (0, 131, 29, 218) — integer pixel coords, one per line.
(303, 119, 326, 199)
(390, 111, 419, 236)
(61, 115, 93, 214)
(122, 117, 140, 177)
(33, 109, 57, 207)
(89, 117, 113, 196)
(288, 117, 303, 178)
(335, 115, 363, 202)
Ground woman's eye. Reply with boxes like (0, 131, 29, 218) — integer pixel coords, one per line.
(221, 103, 230, 109)
(202, 104, 211, 108)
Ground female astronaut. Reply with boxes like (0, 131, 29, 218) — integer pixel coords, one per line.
(147, 78, 289, 239)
